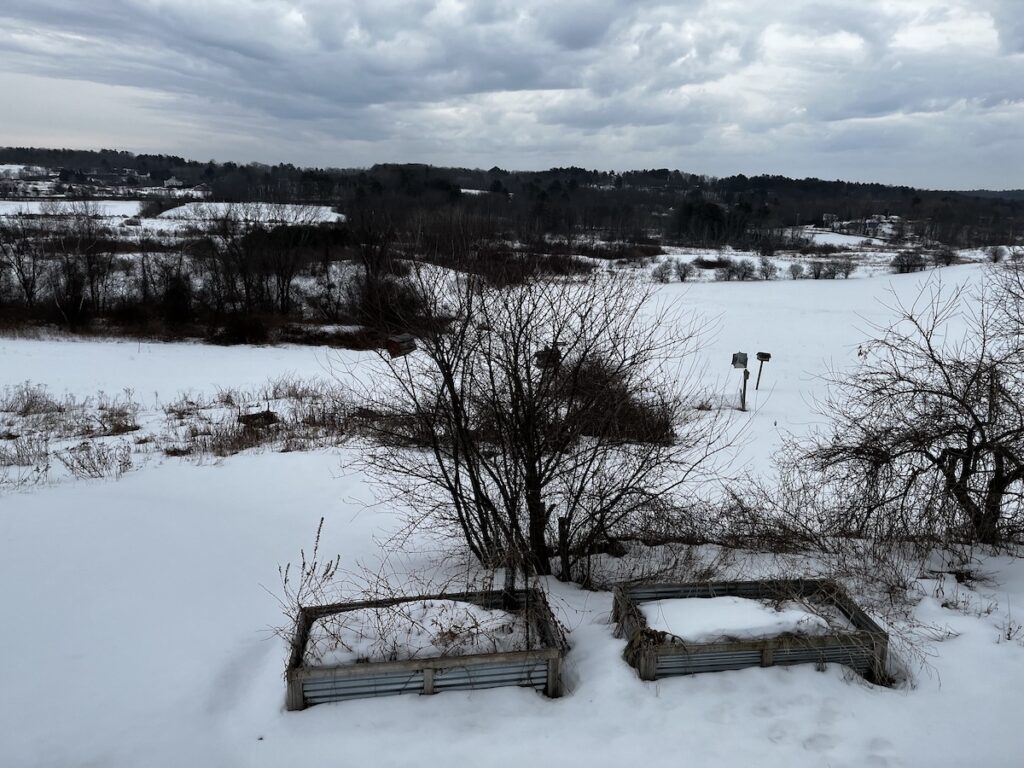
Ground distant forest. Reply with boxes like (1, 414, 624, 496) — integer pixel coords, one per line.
(2, 146, 1022, 247)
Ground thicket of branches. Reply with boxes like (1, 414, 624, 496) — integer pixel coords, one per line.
(0, 202, 607, 342)
(762, 266, 1024, 550)
(351, 268, 729, 584)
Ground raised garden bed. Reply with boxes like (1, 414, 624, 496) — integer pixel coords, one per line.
(612, 579, 888, 683)
(286, 589, 567, 710)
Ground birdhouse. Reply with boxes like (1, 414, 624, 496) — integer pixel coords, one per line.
(731, 352, 748, 369)
(756, 352, 771, 362)
(534, 344, 564, 369)
(386, 333, 417, 358)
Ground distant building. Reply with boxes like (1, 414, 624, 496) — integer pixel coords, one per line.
(822, 213, 839, 227)
(163, 176, 184, 189)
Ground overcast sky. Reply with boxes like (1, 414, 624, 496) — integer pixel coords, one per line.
(1, 0, 1022, 189)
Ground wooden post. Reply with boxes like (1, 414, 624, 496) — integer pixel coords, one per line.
(285, 674, 305, 711)
(422, 667, 435, 695)
(761, 648, 773, 667)
(871, 636, 889, 683)
(546, 656, 563, 698)
(740, 368, 750, 411)
(755, 359, 765, 390)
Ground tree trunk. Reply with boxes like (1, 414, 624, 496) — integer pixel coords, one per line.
(976, 481, 1008, 546)
(557, 516, 571, 581)
(525, 473, 551, 575)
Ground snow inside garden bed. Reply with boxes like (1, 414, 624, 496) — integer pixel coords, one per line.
(640, 596, 853, 643)
(304, 599, 531, 666)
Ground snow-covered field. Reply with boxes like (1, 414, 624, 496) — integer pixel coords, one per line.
(0, 199, 144, 217)
(0, 199, 339, 235)
(798, 227, 886, 247)
(2, 263, 1023, 767)
(156, 201, 344, 223)
(0, 164, 46, 177)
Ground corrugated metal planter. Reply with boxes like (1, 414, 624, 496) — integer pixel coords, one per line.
(286, 589, 567, 710)
(612, 579, 888, 684)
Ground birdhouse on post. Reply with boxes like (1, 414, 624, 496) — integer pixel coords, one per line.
(386, 333, 417, 358)
(755, 352, 771, 390)
(534, 343, 564, 370)
(732, 352, 750, 411)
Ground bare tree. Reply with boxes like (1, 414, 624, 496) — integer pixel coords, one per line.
(191, 203, 273, 315)
(0, 215, 47, 308)
(651, 259, 675, 283)
(352, 269, 728, 583)
(758, 256, 778, 280)
(795, 276, 1024, 546)
(261, 204, 323, 315)
(674, 260, 694, 282)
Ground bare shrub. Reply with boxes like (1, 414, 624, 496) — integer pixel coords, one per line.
(354, 269, 730, 584)
(933, 247, 958, 267)
(808, 259, 826, 279)
(674, 260, 694, 282)
(833, 256, 857, 279)
(787, 279, 1024, 547)
(159, 377, 349, 458)
(0, 383, 64, 417)
(714, 256, 757, 281)
(274, 517, 341, 656)
(55, 440, 133, 480)
(891, 250, 928, 274)
(714, 258, 736, 281)
(651, 259, 675, 283)
(94, 390, 141, 436)
(0, 435, 49, 467)
(734, 258, 757, 280)
(162, 395, 207, 422)
(789, 262, 804, 280)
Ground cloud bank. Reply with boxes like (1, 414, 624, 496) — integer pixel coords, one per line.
(0, 0, 1022, 187)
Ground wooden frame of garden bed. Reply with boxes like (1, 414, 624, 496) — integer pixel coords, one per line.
(612, 579, 888, 683)
(286, 588, 567, 710)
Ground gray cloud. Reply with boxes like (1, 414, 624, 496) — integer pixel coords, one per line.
(0, 0, 1021, 187)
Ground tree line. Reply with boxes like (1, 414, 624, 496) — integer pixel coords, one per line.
(2, 147, 1021, 247)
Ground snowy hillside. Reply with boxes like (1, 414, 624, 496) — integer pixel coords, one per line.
(1, 262, 1023, 767)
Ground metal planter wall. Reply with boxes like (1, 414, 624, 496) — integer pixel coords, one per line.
(286, 588, 567, 710)
(612, 578, 889, 684)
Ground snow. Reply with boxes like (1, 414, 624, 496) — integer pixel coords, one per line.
(156, 202, 344, 223)
(0, 336, 371, 397)
(2, 261, 1024, 767)
(803, 228, 885, 247)
(0, 199, 143, 217)
(645, 263, 986, 470)
(1, 452, 1023, 767)
(641, 596, 830, 642)
(306, 600, 528, 666)
(0, 164, 47, 177)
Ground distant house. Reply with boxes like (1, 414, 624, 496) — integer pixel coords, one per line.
(822, 213, 839, 228)
(163, 176, 184, 189)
